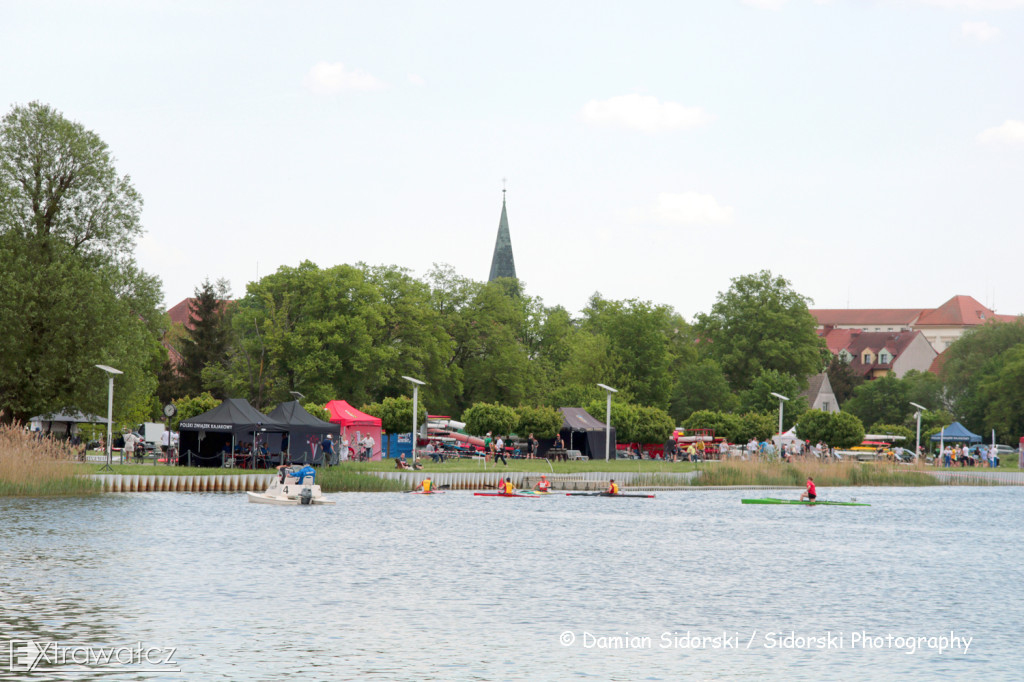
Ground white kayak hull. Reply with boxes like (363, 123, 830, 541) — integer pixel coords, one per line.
(246, 490, 334, 505)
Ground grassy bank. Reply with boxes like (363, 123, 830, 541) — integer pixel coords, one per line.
(0, 425, 100, 497)
(315, 468, 406, 493)
(691, 461, 941, 487)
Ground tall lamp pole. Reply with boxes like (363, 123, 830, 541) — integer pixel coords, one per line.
(597, 384, 618, 462)
(403, 376, 426, 463)
(95, 365, 123, 473)
(910, 402, 927, 461)
(770, 392, 789, 454)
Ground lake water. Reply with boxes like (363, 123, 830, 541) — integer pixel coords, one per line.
(1, 486, 1022, 680)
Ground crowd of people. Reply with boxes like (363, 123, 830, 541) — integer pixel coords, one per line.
(936, 443, 1000, 468)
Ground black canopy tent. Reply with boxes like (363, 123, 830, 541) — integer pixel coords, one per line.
(537, 407, 616, 460)
(177, 398, 286, 467)
(265, 401, 339, 465)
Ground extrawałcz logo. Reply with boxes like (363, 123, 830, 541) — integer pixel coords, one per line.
(8, 640, 179, 672)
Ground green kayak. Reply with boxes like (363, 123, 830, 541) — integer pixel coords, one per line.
(741, 497, 870, 507)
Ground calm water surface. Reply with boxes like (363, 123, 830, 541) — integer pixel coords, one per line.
(1, 486, 1022, 680)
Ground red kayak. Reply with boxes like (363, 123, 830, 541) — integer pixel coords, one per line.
(473, 492, 538, 498)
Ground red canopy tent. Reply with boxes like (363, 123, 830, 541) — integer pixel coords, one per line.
(325, 400, 383, 460)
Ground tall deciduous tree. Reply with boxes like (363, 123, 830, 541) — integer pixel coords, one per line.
(694, 270, 825, 391)
(0, 102, 162, 423)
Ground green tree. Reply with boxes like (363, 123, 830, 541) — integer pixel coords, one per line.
(941, 320, 1024, 432)
(733, 413, 776, 443)
(694, 270, 825, 390)
(514, 405, 563, 439)
(302, 402, 331, 423)
(669, 359, 738, 422)
(795, 409, 832, 446)
(361, 395, 427, 455)
(977, 345, 1024, 443)
(842, 375, 908, 427)
(634, 405, 675, 444)
(169, 393, 220, 430)
(681, 410, 742, 443)
(0, 102, 162, 424)
(738, 369, 809, 429)
(461, 402, 518, 438)
(580, 295, 684, 409)
(586, 399, 640, 444)
(829, 411, 865, 449)
(179, 278, 232, 397)
(825, 356, 863, 405)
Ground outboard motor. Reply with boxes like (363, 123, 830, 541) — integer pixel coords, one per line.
(299, 488, 313, 505)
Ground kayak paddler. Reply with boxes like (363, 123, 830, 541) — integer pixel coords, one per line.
(500, 477, 515, 495)
(416, 477, 433, 492)
(605, 479, 619, 495)
(534, 475, 551, 492)
(799, 476, 816, 502)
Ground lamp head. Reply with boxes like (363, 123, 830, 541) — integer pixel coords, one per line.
(402, 375, 426, 386)
(770, 392, 789, 401)
(94, 364, 123, 375)
(597, 383, 618, 393)
(909, 402, 927, 412)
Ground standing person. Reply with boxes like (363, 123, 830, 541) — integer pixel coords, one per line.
(494, 435, 508, 466)
(122, 432, 136, 465)
(339, 434, 349, 461)
(525, 433, 536, 459)
(365, 433, 376, 461)
(553, 432, 564, 450)
(799, 476, 816, 502)
(321, 434, 334, 466)
(483, 432, 493, 462)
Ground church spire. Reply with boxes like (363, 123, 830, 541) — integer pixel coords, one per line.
(487, 187, 517, 282)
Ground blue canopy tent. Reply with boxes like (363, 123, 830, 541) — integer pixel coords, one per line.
(929, 422, 982, 444)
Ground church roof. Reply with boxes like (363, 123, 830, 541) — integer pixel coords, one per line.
(488, 192, 517, 281)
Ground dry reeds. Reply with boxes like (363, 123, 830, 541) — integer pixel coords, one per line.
(692, 459, 939, 487)
(0, 424, 100, 496)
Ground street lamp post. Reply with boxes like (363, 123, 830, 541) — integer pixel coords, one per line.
(910, 402, 927, 461)
(95, 364, 123, 473)
(597, 384, 618, 462)
(403, 376, 426, 464)
(770, 392, 789, 454)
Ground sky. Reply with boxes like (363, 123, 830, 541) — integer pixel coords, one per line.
(2, 0, 1023, 321)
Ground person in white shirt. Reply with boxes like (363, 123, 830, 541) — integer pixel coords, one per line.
(365, 435, 375, 460)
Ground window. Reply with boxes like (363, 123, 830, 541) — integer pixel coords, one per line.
(863, 352, 872, 363)
(822, 401, 830, 412)
(880, 352, 890, 364)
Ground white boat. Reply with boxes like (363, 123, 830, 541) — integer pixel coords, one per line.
(246, 469, 335, 505)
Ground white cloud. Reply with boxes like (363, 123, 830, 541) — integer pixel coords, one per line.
(962, 21, 1001, 41)
(742, 0, 789, 9)
(303, 62, 386, 94)
(978, 120, 1024, 144)
(581, 94, 710, 133)
(653, 192, 735, 225)
(408, 73, 426, 87)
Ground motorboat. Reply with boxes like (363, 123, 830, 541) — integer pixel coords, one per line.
(246, 467, 335, 505)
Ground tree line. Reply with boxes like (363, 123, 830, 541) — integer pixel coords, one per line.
(3, 101, 1022, 449)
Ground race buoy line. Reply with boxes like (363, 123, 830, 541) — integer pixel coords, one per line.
(565, 492, 656, 499)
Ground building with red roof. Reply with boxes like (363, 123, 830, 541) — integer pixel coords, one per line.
(810, 295, 1018, 353)
(821, 329, 936, 379)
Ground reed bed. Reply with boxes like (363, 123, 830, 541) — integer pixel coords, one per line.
(316, 469, 407, 493)
(0, 425, 100, 497)
(692, 460, 939, 487)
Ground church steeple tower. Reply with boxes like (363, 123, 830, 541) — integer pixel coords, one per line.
(487, 187, 518, 282)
